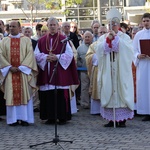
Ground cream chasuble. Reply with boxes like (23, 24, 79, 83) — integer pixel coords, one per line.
(96, 31, 134, 110)
(86, 41, 99, 100)
(0, 35, 38, 106)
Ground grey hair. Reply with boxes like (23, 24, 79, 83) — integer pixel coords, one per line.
(91, 19, 101, 27)
(111, 17, 120, 24)
(23, 27, 33, 34)
(47, 17, 59, 25)
(62, 21, 70, 27)
(84, 30, 93, 37)
(132, 26, 140, 33)
(99, 26, 108, 32)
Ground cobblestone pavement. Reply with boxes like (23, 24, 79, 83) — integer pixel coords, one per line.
(0, 106, 150, 150)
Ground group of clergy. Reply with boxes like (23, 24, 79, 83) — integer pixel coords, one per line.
(0, 11, 150, 128)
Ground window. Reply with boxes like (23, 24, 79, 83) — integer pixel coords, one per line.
(14, 3, 22, 9)
(1, 4, 8, 11)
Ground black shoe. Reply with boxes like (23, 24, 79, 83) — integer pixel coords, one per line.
(21, 121, 29, 126)
(104, 121, 118, 127)
(0, 118, 4, 121)
(9, 121, 19, 126)
(58, 120, 66, 125)
(82, 105, 90, 109)
(142, 115, 150, 121)
(118, 120, 126, 127)
(45, 119, 55, 125)
(34, 108, 40, 112)
(76, 100, 80, 105)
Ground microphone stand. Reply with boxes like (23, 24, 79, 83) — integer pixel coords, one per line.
(30, 40, 73, 149)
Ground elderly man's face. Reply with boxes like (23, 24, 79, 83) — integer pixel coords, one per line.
(108, 21, 119, 32)
(98, 27, 107, 36)
(84, 33, 93, 44)
(62, 23, 70, 34)
(92, 23, 100, 34)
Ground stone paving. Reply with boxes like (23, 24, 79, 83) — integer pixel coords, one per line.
(0, 106, 150, 150)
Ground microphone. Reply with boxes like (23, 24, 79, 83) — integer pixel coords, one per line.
(61, 37, 70, 43)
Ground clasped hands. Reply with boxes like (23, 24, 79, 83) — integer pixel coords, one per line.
(107, 30, 116, 40)
(10, 67, 20, 73)
(137, 54, 150, 59)
(47, 53, 57, 62)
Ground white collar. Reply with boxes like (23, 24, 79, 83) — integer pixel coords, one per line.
(9, 33, 20, 38)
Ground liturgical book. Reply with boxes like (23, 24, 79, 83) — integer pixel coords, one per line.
(140, 39, 150, 56)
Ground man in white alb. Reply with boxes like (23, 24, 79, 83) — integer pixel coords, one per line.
(133, 13, 150, 121)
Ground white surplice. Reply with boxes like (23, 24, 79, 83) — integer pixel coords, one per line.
(90, 99, 100, 114)
(70, 93, 78, 114)
(133, 28, 150, 114)
(34, 42, 78, 114)
(34, 41, 73, 91)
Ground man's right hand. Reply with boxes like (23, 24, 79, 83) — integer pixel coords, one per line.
(137, 54, 146, 59)
(107, 30, 116, 40)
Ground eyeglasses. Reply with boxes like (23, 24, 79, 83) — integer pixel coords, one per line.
(9, 25, 17, 28)
(109, 23, 118, 27)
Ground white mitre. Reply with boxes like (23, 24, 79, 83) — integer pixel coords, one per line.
(106, 7, 122, 24)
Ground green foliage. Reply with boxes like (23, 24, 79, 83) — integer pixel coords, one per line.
(44, 0, 62, 9)
(27, 0, 38, 4)
(145, 0, 150, 13)
(28, 0, 83, 9)
(65, 0, 82, 6)
(26, 0, 83, 13)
